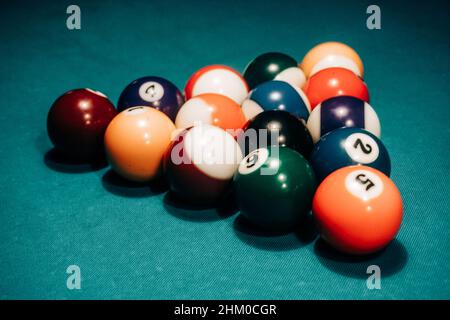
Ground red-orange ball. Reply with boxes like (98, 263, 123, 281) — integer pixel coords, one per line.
(304, 67, 369, 110)
(312, 166, 403, 255)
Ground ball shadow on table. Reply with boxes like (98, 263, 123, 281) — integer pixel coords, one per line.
(101, 169, 168, 198)
(313, 238, 408, 278)
(44, 148, 107, 173)
(163, 191, 238, 222)
(233, 212, 318, 252)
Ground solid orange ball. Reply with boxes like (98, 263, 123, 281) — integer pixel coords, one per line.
(312, 166, 403, 255)
(304, 67, 369, 110)
(300, 41, 364, 78)
(104, 106, 176, 182)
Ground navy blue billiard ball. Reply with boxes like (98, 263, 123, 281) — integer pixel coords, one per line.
(241, 80, 311, 122)
(309, 127, 391, 181)
(306, 95, 380, 143)
(117, 76, 184, 121)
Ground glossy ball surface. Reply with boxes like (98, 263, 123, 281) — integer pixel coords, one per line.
(300, 42, 364, 78)
(313, 166, 403, 255)
(175, 93, 246, 133)
(47, 88, 117, 161)
(117, 76, 184, 121)
(241, 110, 313, 157)
(304, 67, 369, 110)
(185, 65, 249, 104)
(234, 147, 317, 231)
(306, 96, 380, 143)
(243, 52, 306, 90)
(104, 107, 175, 182)
(164, 125, 243, 203)
(309, 127, 391, 181)
(241, 80, 310, 121)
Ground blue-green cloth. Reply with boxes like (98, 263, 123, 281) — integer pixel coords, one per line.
(0, 0, 449, 299)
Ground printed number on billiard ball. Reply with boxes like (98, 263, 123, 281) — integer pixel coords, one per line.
(347, 170, 382, 198)
(345, 133, 378, 163)
(245, 152, 258, 169)
(353, 137, 372, 154)
(139, 82, 165, 102)
(238, 148, 269, 175)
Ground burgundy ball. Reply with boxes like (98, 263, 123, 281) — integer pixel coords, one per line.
(47, 88, 117, 161)
(163, 125, 243, 203)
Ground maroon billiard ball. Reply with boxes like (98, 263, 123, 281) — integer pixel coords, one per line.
(164, 124, 243, 203)
(47, 88, 117, 161)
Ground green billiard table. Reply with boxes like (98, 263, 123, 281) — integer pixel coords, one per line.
(1, 0, 449, 300)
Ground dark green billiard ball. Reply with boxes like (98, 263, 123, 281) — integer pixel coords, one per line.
(233, 147, 317, 231)
(243, 52, 306, 90)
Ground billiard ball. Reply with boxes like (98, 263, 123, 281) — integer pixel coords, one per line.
(47, 88, 117, 161)
(233, 147, 317, 231)
(240, 110, 313, 157)
(300, 42, 364, 78)
(243, 52, 306, 90)
(164, 124, 243, 203)
(241, 80, 310, 121)
(117, 76, 184, 121)
(313, 166, 403, 254)
(175, 93, 246, 133)
(309, 127, 391, 181)
(304, 67, 369, 110)
(104, 107, 175, 182)
(306, 96, 380, 143)
(185, 65, 249, 104)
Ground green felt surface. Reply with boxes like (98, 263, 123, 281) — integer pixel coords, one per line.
(0, 0, 449, 299)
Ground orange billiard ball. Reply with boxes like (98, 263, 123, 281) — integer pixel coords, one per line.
(104, 106, 176, 182)
(300, 41, 364, 78)
(312, 166, 403, 255)
(304, 67, 369, 110)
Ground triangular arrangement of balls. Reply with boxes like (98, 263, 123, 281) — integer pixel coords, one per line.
(47, 42, 402, 255)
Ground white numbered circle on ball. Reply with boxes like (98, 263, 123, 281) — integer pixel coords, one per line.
(139, 82, 164, 102)
(239, 148, 269, 175)
(345, 169, 384, 201)
(344, 133, 379, 164)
